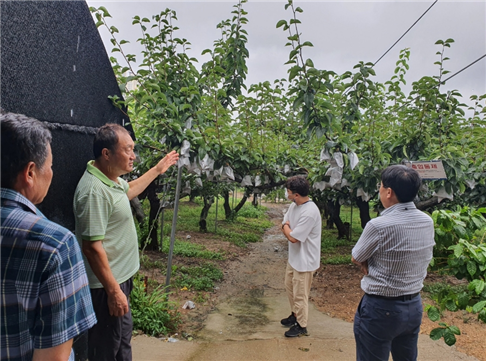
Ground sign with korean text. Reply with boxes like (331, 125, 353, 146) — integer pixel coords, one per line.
(404, 160, 447, 180)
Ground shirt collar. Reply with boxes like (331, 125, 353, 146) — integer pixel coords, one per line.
(381, 201, 416, 216)
(86, 161, 120, 188)
(1, 187, 43, 216)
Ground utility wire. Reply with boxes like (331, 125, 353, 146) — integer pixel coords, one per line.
(373, 0, 438, 67)
(392, 53, 486, 113)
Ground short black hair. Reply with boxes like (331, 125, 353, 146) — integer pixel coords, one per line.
(285, 175, 309, 197)
(93, 123, 130, 159)
(381, 165, 421, 203)
(1, 112, 52, 189)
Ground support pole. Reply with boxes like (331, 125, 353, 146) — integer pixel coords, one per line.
(350, 203, 353, 241)
(215, 195, 219, 232)
(165, 166, 182, 292)
(160, 184, 167, 251)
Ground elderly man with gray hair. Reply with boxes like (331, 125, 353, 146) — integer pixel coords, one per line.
(0, 112, 97, 361)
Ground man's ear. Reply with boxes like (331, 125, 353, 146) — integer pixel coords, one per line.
(15, 161, 36, 189)
(101, 148, 111, 160)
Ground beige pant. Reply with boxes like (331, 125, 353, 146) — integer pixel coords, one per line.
(284, 262, 314, 328)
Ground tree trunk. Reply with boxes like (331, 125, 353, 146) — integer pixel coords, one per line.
(199, 196, 214, 232)
(356, 197, 371, 229)
(415, 196, 442, 211)
(130, 196, 145, 225)
(328, 199, 348, 239)
(145, 181, 159, 251)
(252, 193, 259, 207)
(223, 190, 232, 219)
(232, 193, 249, 215)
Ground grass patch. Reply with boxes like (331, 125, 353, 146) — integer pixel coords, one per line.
(321, 255, 352, 265)
(422, 282, 469, 298)
(160, 196, 272, 247)
(160, 237, 224, 260)
(237, 204, 267, 219)
(130, 274, 181, 336)
(173, 263, 223, 291)
(320, 206, 365, 265)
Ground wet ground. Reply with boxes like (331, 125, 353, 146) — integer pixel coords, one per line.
(132, 204, 478, 361)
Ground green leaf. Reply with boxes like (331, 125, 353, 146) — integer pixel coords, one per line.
(98, 6, 111, 18)
(453, 244, 463, 258)
(443, 329, 457, 346)
(427, 306, 440, 322)
(305, 58, 314, 67)
(276, 20, 287, 28)
(472, 300, 486, 313)
(429, 327, 444, 340)
(467, 261, 477, 278)
(479, 309, 486, 323)
(445, 299, 457, 312)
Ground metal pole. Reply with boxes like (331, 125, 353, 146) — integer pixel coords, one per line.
(160, 208, 165, 250)
(215, 195, 218, 232)
(350, 203, 353, 241)
(165, 166, 183, 292)
(160, 184, 167, 251)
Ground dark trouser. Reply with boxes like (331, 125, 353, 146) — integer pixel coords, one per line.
(88, 277, 134, 361)
(353, 293, 423, 361)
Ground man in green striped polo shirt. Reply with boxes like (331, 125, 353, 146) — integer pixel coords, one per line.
(73, 123, 178, 361)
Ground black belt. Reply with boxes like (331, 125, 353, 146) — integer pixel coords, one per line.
(365, 292, 420, 301)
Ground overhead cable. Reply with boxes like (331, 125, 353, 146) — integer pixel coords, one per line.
(373, 0, 438, 67)
(393, 53, 486, 113)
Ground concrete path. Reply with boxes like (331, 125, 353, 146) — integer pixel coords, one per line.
(132, 205, 477, 361)
(132, 293, 476, 361)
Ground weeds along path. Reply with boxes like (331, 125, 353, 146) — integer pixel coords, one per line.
(131, 203, 477, 361)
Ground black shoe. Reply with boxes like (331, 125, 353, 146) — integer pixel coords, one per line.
(280, 313, 297, 327)
(285, 323, 308, 337)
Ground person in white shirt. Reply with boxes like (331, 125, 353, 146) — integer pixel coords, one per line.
(280, 176, 322, 337)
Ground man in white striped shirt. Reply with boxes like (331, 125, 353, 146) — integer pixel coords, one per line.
(352, 165, 435, 361)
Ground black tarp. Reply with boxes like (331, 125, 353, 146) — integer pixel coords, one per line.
(1, 0, 133, 231)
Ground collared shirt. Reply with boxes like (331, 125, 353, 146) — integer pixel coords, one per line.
(73, 161, 139, 289)
(352, 201, 435, 297)
(1, 188, 97, 361)
(283, 200, 322, 272)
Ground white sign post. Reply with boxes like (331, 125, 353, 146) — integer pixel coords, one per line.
(404, 160, 447, 180)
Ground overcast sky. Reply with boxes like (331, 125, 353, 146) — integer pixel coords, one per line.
(86, 0, 486, 111)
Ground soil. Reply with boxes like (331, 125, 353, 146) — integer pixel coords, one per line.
(138, 201, 485, 361)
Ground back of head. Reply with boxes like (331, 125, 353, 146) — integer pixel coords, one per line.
(285, 175, 310, 197)
(381, 165, 421, 203)
(93, 123, 129, 159)
(1, 112, 52, 189)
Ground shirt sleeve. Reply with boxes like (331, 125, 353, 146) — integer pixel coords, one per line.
(290, 213, 317, 243)
(74, 191, 111, 241)
(351, 221, 381, 262)
(34, 232, 97, 348)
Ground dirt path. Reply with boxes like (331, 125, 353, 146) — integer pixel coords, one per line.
(132, 204, 478, 361)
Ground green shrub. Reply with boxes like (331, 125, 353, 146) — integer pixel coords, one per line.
(130, 274, 181, 336)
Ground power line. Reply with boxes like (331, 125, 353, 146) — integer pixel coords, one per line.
(392, 53, 486, 113)
(441, 54, 486, 85)
(373, 0, 438, 67)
